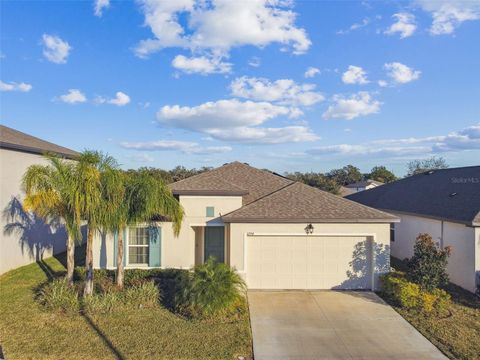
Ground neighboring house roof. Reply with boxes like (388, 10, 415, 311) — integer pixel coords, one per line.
(345, 179, 384, 189)
(0, 125, 79, 159)
(339, 186, 356, 197)
(347, 166, 480, 226)
(170, 161, 293, 204)
(222, 181, 398, 223)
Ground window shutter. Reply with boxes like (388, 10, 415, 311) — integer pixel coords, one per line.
(123, 228, 127, 266)
(148, 226, 161, 267)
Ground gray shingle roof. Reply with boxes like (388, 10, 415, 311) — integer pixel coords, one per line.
(222, 181, 398, 223)
(347, 166, 480, 226)
(345, 179, 383, 188)
(0, 125, 79, 159)
(170, 161, 293, 204)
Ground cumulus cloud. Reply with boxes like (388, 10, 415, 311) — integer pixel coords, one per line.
(0, 80, 32, 92)
(134, 0, 310, 74)
(417, 0, 480, 35)
(172, 54, 232, 74)
(230, 77, 324, 106)
(322, 92, 380, 120)
(306, 123, 480, 158)
(96, 91, 131, 106)
(121, 140, 232, 154)
(42, 34, 71, 64)
(304, 66, 320, 78)
(336, 17, 370, 35)
(248, 56, 261, 67)
(385, 12, 417, 38)
(342, 65, 369, 85)
(384, 62, 421, 84)
(94, 0, 110, 17)
(156, 98, 316, 144)
(58, 89, 87, 104)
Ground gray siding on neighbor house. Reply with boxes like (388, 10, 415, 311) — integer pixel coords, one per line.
(0, 148, 68, 274)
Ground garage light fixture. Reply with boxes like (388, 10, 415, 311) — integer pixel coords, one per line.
(305, 223, 314, 235)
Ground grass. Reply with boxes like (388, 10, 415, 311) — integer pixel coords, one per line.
(380, 257, 480, 360)
(0, 252, 252, 360)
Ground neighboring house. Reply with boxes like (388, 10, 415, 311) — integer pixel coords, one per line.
(93, 162, 398, 290)
(344, 179, 384, 194)
(0, 125, 79, 275)
(347, 166, 480, 293)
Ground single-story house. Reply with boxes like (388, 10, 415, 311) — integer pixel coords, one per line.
(0, 125, 79, 275)
(347, 166, 480, 293)
(93, 162, 398, 290)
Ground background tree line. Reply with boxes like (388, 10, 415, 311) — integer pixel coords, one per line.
(124, 156, 448, 196)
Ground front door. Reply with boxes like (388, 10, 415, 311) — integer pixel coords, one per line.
(204, 226, 225, 263)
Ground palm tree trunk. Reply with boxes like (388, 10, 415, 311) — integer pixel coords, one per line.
(116, 228, 125, 289)
(66, 235, 75, 286)
(84, 228, 94, 296)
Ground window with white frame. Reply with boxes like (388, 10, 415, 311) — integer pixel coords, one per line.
(128, 226, 149, 265)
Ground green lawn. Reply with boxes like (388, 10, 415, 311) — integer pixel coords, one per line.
(380, 257, 480, 360)
(0, 255, 252, 360)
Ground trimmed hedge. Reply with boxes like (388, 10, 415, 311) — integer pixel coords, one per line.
(381, 271, 451, 316)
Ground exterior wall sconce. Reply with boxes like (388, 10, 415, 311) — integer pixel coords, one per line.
(305, 223, 314, 235)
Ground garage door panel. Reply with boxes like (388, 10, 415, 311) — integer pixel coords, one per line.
(246, 235, 372, 290)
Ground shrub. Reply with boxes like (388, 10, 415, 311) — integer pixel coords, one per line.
(178, 258, 246, 317)
(381, 271, 452, 315)
(124, 281, 160, 309)
(84, 290, 123, 313)
(40, 278, 80, 313)
(408, 233, 451, 292)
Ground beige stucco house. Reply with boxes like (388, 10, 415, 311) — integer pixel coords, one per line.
(0, 125, 79, 275)
(93, 162, 398, 290)
(348, 166, 480, 293)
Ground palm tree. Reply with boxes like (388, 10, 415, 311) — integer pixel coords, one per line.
(23, 154, 81, 285)
(109, 171, 184, 289)
(76, 150, 117, 296)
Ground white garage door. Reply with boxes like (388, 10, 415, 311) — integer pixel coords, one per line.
(246, 235, 373, 290)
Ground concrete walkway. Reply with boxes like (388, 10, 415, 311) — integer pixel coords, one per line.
(248, 291, 446, 360)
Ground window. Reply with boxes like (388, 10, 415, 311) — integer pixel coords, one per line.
(390, 223, 395, 242)
(128, 227, 149, 265)
(206, 206, 215, 217)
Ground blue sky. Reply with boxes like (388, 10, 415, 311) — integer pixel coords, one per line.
(1, 0, 479, 175)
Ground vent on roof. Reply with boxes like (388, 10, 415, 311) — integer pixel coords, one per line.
(449, 192, 457, 197)
(243, 162, 249, 165)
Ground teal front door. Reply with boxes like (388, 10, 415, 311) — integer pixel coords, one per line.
(204, 227, 225, 263)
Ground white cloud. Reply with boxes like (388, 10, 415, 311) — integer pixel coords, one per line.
(306, 123, 480, 158)
(96, 91, 131, 106)
(378, 80, 388, 87)
(342, 65, 369, 85)
(417, 0, 480, 35)
(156, 98, 316, 144)
(384, 62, 421, 84)
(126, 153, 155, 163)
(322, 92, 380, 120)
(42, 34, 71, 64)
(0, 80, 32, 92)
(94, 0, 110, 17)
(304, 66, 320, 78)
(206, 126, 318, 144)
(385, 12, 417, 38)
(172, 54, 232, 74)
(230, 76, 324, 106)
(121, 140, 232, 154)
(248, 56, 261, 67)
(135, 0, 310, 60)
(58, 89, 87, 104)
(337, 17, 370, 35)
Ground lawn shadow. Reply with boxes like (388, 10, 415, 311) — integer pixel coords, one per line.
(81, 311, 125, 360)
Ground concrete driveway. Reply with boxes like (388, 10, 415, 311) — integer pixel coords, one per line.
(248, 291, 446, 360)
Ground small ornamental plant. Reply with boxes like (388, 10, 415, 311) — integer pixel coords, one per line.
(408, 233, 451, 292)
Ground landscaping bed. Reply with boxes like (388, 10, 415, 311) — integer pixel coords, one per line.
(0, 256, 252, 360)
(379, 257, 480, 360)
